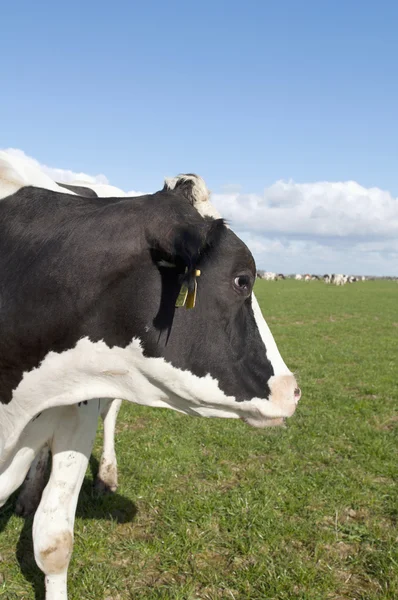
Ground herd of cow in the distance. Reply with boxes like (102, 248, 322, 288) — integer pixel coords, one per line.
(257, 271, 366, 285)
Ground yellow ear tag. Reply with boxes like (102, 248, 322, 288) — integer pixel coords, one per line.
(185, 269, 201, 310)
(175, 269, 201, 309)
(175, 283, 189, 307)
(185, 279, 197, 309)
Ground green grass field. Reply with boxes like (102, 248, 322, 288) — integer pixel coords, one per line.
(1, 280, 397, 599)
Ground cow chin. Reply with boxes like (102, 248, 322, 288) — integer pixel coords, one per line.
(241, 415, 286, 428)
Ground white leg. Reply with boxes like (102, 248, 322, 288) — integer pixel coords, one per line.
(0, 409, 60, 508)
(15, 444, 50, 516)
(95, 398, 122, 493)
(33, 400, 99, 600)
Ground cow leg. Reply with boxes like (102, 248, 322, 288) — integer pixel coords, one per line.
(0, 410, 60, 509)
(15, 444, 50, 516)
(33, 400, 99, 600)
(95, 398, 122, 494)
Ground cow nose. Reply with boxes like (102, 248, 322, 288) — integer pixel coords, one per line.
(294, 387, 301, 403)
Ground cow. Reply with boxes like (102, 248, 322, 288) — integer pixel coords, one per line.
(262, 271, 277, 281)
(332, 274, 347, 286)
(295, 274, 302, 281)
(0, 153, 301, 600)
(324, 274, 347, 286)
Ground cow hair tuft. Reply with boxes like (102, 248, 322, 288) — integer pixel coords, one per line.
(163, 174, 210, 206)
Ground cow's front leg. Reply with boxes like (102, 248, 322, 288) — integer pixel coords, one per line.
(33, 400, 99, 600)
(95, 398, 122, 493)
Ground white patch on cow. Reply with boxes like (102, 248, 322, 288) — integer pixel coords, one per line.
(0, 151, 79, 200)
(0, 407, 65, 508)
(0, 336, 300, 465)
(33, 400, 100, 598)
(251, 294, 299, 422)
(251, 294, 290, 377)
(164, 174, 222, 220)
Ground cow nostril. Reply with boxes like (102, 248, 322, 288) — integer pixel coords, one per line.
(294, 387, 301, 401)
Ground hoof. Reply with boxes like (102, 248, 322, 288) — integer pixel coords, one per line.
(94, 477, 117, 495)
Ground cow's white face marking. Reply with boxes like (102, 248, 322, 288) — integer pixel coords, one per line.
(251, 294, 290, 377)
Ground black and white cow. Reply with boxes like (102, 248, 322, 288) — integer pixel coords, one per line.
(0, 152, 300, 600)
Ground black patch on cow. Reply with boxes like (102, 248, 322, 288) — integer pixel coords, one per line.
(0, 185, 273, 405)
(57, 182, 99, 198)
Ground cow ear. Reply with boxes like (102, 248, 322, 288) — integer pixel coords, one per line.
(171, 218, 225, 269)
(148, 217, 225, 270)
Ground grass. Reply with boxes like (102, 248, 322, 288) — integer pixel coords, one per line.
(1, 279, 397, 599)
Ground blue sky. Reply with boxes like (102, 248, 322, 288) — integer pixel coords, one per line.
(1, 1, 398, 274)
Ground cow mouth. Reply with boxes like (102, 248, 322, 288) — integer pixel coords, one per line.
(240, 374, 301, 428)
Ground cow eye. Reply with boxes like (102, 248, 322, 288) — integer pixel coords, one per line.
(234, 274, 251, 293)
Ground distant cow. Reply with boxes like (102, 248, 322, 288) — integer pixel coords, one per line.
(295, 274, 303, 281)
(0, 152, 301, 600)
(262, 271, 277, 281)
(332, 274, 347, 286)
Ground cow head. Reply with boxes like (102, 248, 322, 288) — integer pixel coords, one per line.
(96, 174, 300, 427)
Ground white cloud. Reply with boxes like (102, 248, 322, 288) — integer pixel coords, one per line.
(2, 149, 397, 275)
(210, 180, 398, 275)
(236, 233, 398, 276)
(212, 180, 398, 239)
